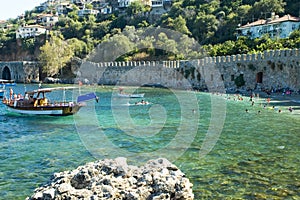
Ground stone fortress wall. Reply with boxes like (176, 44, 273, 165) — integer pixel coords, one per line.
(0, 61, 40, 83)
(1, 49, 299, 92)
(78, 49, 300, 91)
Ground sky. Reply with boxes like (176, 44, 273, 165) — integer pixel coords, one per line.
(0, 0, 46, 20)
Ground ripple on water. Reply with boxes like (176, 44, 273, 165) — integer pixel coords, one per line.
(0, 87, 299, 199)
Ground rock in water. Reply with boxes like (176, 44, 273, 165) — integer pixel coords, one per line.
(26, 157, 194, 200)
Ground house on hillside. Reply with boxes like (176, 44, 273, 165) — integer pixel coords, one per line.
(0, 20, 13, 32)
(72, 0, 86, 9)
(56, 2, 72, 15)
(16, 25, 47, 39)
(117, 0, 135, 8)
(115, 0, 171, 14)
(150, 0, 172, 15)
(36, 0, 59, 12)
(99, 3, 113, 14)
(36, 14, 59, 28)
(236, 13, 300, 39)
(78, 8, 100, 17)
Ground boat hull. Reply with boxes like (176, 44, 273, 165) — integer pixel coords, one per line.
(5, 104, 82, 116)
(0, 90, 4, 98)
(117, 93, 144, 98)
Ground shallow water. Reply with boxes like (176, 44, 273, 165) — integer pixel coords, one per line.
(0, 84, 299, 199)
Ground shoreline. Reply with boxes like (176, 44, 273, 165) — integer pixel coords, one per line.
(222, 91, 300, 115)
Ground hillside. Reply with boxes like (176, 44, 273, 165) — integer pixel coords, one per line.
(0, 0, 299, 63)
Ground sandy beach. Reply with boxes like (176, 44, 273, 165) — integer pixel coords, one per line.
(238, 91, 300, 115)
(258, 92, 300, 114)
(219, 90, 300, 115)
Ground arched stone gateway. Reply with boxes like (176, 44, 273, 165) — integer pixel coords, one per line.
(0, 61, 40, 83)
(2, 66, 11, 80)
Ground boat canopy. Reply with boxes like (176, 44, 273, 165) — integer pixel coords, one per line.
(26, 86, 78, 95)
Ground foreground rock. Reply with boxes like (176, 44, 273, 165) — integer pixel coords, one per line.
(27, 157, 194, 200)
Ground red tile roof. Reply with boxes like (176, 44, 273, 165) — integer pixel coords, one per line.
(239, 14, 300, 29)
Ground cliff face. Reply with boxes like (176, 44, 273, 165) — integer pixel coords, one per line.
(0, 36, 45, 61)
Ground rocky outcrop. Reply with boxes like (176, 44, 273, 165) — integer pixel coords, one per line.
(27, 157, 194, 200)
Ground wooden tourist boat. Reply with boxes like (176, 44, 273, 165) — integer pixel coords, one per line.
(2, 86, 98, 116)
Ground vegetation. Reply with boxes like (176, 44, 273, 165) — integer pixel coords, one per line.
(0, 0, 299, 76)
(39, 33, 74, 76)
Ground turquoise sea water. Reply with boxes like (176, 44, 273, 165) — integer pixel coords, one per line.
(0, 84, 299, 199)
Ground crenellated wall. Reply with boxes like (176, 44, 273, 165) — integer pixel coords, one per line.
(77, 49, 300, 91)
(1, 49, 299, 91)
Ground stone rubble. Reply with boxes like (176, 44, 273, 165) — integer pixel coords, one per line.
(27, 157, 194, 200)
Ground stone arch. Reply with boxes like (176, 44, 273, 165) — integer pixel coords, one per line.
(2, 66, 12, 80)
(2, 66, 11, 80)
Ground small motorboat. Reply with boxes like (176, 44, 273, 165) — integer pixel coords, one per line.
(117, 93, 145, 98)
(116, 87, 144, 98)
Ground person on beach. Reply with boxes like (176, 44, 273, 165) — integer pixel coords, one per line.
(288, 107, 293, 112)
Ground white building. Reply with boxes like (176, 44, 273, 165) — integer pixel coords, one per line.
(16, 25, 47, 39)
(99, 4, 112, 14)
(150, 0, 172, 15)
(56, 2, 72, 15)
(118, 0, 135, 8)
(78, 9, 100, 17)
(237, 13, 300, 39)
(36, 14, 59, 27)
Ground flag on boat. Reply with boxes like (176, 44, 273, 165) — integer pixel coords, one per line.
(77, 92, 99, 103)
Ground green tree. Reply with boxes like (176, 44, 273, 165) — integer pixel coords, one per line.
(127, 1, 146, 16)
(285, 0, 300, 17)
(192, 13, 219, 43)
(250, 0, 286, 18)
(254, 34, 283, 52)
(173, 15, 191, 35)
(67, 38, 88, 58)
(39, 33, 74, 77)
(85, 3, 93, 9)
